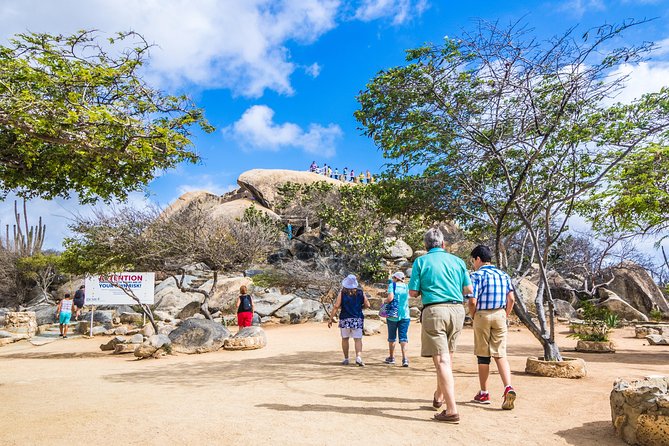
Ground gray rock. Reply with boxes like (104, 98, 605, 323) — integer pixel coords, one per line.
(411, 250, 427, 261)
(553, 300, 578, 319)
(646, 334, 669, 345)
(79, 310, 114, 325)
(223, 326, 267, 350)
(274, 297, 323, 323)
(32, 305, 58, 325)
(0, 330, 13, 338)
(148, 334, 171, 349)
(253, 292, 295, 317)
(385, 239, 413, 259)
(600, 261, 669, 315)
(244, 269, 264, 277)
(91, 326, 107, 336)
(114, 326, 128, 336)
(168, 318, 231, 354)
(363, 319, 383, 336)
(130, 333, 144, 344)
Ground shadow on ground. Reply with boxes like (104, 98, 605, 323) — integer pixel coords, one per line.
(555, 420, 624, 445)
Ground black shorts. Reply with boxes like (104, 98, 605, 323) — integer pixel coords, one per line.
(73, 300, 84, 308)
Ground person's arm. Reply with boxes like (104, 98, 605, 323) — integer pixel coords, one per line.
(408, 262, 421, 298)
(505, 291, 515, 318)
(363, 293, 371, 309)
(235, 297, 241, 312)
(250, 296, 255, 313)
(328, 292, 343, 328)
(467, 296, 477, 319)
(56, 301, 61, 317)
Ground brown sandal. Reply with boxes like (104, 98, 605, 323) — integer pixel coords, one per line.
(434, 411, 460, 424)
(432, 397, 444, 409)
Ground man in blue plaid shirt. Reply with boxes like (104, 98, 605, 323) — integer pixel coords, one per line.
(466, 245, 517, 410)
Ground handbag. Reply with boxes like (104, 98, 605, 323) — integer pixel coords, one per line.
(379, 282, 399, 318)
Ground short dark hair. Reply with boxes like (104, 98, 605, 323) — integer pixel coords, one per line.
(471, 245, 493, 263)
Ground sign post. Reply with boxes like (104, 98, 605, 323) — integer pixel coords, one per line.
(90, 306, 94, 337)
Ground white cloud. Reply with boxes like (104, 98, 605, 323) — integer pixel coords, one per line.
(556, 0, 605, 18)
(304, 62, 322, 77)
(653, 37, 669, 57)
(607, 61, 669, 104)
(227, 105, 342, 156)
(176, 178, 238, 197)
(0, 0, 340, 97)
(354, 0, 429, 25)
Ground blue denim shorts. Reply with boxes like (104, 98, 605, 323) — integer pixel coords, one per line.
(387, 318, 410, 343)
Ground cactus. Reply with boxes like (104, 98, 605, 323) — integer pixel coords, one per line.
(1, 199, 45, 256)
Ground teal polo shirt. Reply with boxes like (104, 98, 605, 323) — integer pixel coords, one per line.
(408, 248, 472, 305)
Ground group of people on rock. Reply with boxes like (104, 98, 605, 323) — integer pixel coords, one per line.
(308, 161, 374, 184)
(327, 228, 517, 423)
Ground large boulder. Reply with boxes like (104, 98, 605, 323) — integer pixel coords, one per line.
(385, 239, 413, 259)
(598, 289, 649, 322)
(202, 276, 252, 311)
(168, 318, 231, 354)
(553, 299, 578, 319)
(153, 275, 202, 318)
(514, 278, 539, 312)
(253, 292, 296, 318)
(159, 190, 223, 221)
(274, 297, 325, 323)
(207, 198, 278, 222)
(32, 304, 58, 325)
(223, 326, 267, 350)
(237, 169, 340, 210)
(600, 261, 669, 316)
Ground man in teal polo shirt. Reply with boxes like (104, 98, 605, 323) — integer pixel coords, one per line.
(409, 228, 472, 424)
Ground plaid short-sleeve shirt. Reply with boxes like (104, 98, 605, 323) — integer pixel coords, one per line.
(470, 265, 513, 310)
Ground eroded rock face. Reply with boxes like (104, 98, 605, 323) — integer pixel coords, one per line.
(237, 169, 340, 210)
(636, 324, 669, 339)
(600, 262, 669, 316)
(598, 291, 650, 322)
(223, 326, 267, 350)
(168, 318, 231, 354)
(611, 375, 669, 446)
(525, 356, 587, 379)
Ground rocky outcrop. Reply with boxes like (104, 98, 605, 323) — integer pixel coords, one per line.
(237, 169, 340, 210)
(636, 324, 669, 339)
(208, 198, 278, 221)
(223, 326, 267, 350)
(168, 318, 231, 354)
(598, 290, 649, 322)
(611, 375, 669, 446)
(600, 262, 669, 316)
(525, 356, 586, 379)
(646, 334, 669, 346)
(385, 239, 412, 259)
(134, 334, 172, 359)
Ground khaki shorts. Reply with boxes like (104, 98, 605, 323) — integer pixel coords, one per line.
(473, 309, 508, 358)
(420, 304, 465, 357)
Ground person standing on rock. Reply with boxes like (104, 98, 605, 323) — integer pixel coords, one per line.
(408, 228, 473, 424)
(56, 293, 74, 338)
(73, 284, 85, 321)
(467, 244, 517, 410)
(236, 285, 254, 329)
(328, 274, 370, 366)
(384, 271, 411, 367)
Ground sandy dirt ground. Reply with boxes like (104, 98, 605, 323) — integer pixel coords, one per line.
(1, 321, 667, 446)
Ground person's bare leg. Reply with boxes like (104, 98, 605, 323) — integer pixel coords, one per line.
(433, 353, 457, 415)
(399, 341, 407, 360)
(388, 341, 396, 359)
(341, 337, 349, 359)
(59, 323, 63, 336)
(478, 363, 490, 391)
(63, 323, 69, 337)
(493, 356, 512, 388)
(434, 352, 455, 403)
(354, 338, 363, 358)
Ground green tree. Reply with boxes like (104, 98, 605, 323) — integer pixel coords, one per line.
(0, 30, 213, 203)
(356, 20, 669, 360)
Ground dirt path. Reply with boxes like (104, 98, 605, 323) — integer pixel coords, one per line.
(1, 322, 667, 446)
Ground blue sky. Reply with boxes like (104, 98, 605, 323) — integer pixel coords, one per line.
(1, 0, 668, 251)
